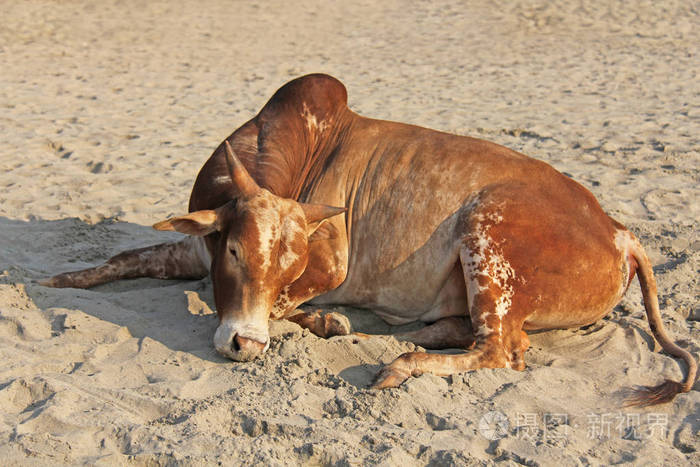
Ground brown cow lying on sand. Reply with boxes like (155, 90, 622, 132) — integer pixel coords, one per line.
(42, 74, 696, 405)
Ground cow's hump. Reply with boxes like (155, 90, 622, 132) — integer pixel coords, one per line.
(259, 73, 348, 125)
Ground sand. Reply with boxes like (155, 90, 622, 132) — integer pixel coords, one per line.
(1, 0, 698, 464)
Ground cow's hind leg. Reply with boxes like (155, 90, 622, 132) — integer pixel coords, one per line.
(372, 308, 527, 389)
(372, 307, 529, 389)
(372, 241, 530, 389)
(40, 236, 209, 289)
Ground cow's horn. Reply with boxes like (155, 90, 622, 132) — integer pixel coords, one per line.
(224, 140, 260, 199)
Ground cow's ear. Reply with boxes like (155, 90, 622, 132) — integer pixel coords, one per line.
(300, 203, 346, 236)
(153, 210, 219, 236)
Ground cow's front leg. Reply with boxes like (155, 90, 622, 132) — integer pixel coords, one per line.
(272, 222, 351, 338)
(40, 236, 209, 288)
(285, 309, 351, 338)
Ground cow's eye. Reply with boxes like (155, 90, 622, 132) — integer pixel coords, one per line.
(229, 247, 238, 260)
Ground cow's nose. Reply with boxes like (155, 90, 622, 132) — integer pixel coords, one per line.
(230, 334, 266, 361)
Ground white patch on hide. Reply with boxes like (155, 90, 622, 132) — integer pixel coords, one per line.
(462, 248, 487, 309)
(272, 285, 293, 317)
(278, 216, 304, 272)
(462, 210, 516, 326)
(613, 228, 640, 298)
(476, 322, 493, 337)
(301, 102, 329, 133)
(279, 248, 299, 271)
(212, 175, 231, 185)
(248, 194, 282, 273)
(614, 229, 632, 253)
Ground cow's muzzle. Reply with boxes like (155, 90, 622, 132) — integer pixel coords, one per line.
(229, 334, 267, 361)
(214, 321, 269, 361)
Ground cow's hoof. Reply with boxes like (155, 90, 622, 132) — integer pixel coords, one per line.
(371, 366, 411, 389)
(322, 312, 351, 337)
(37, 276, 61, 287)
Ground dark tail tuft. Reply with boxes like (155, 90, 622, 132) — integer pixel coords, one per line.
(624, 379, 685, 407)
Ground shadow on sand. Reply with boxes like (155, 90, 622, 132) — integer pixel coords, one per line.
(0, 216, 227, 363)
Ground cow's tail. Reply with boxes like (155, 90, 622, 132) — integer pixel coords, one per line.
(39, 236, 210, 289)
(624, 240, 697, 406)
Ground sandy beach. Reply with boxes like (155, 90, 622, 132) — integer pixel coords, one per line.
(1, 0, 698, 464)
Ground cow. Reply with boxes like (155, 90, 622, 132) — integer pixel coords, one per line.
(41, 73, 696, 405)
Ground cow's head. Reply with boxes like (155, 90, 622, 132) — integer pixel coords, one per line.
(154, 142, 345, 361)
